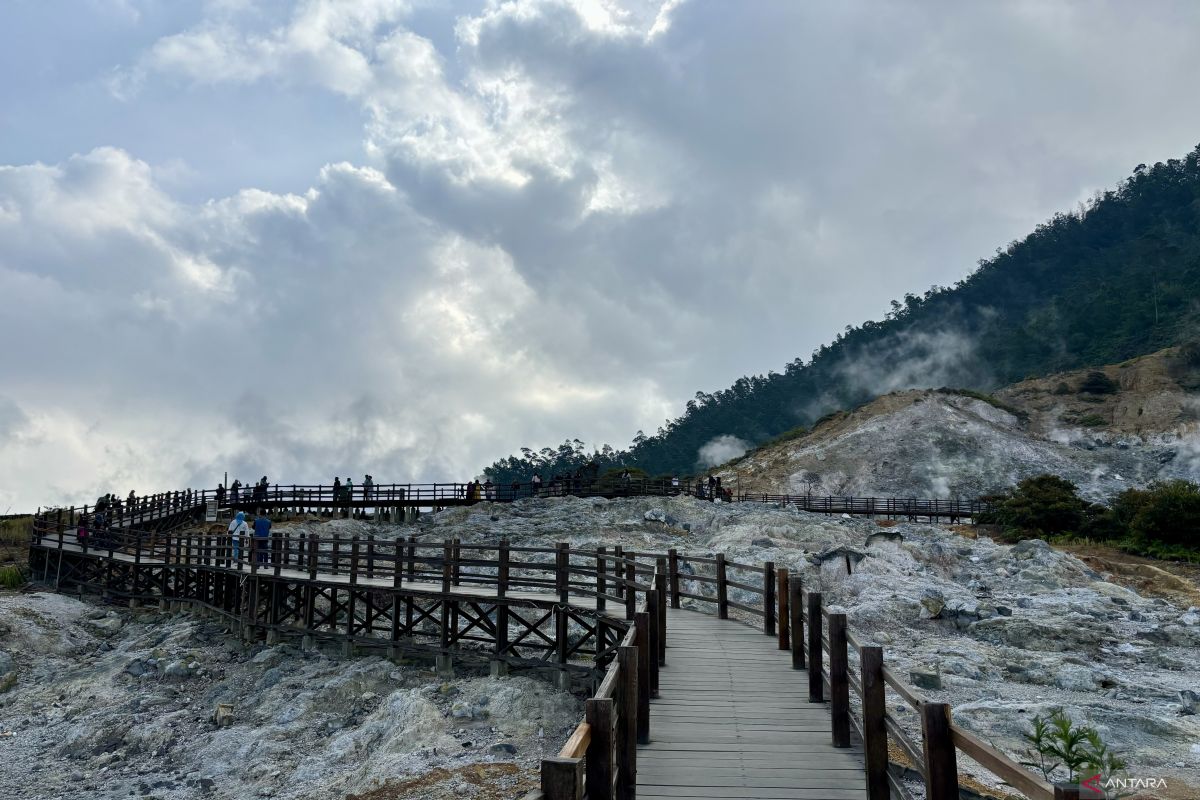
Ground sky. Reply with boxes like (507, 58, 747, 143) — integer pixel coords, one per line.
(4, 0, 1200, 512)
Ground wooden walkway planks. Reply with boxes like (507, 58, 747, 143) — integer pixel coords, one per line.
(638, 609, 866, 799)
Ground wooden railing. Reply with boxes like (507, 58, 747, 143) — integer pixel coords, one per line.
(33, 490, 1057, 800)
(42, 482, 992, 521)
(786, 577, 1079, 800)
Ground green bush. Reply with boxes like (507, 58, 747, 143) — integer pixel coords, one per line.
(989, 474, 1088, 537)
(0, 565, 25, 589)
(1112, 480, 1200, 548)
(1078, 413, 1107, 427)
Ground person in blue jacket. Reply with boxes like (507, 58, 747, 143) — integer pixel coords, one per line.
(228, 511, 248, 561)
(253, 509, 271, 565)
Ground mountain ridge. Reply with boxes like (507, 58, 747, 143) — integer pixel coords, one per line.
(484, 143, 1200, 484)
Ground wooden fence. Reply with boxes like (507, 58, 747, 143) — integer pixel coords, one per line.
(29, 494, 1078, 800)
(42, 483, 992, 522)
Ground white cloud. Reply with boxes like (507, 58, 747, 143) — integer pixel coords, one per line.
(5, 0, 1200, 510)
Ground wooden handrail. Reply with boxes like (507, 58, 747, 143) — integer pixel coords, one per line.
(558, 722, 592, 759)
(951, 724, 1055, 800)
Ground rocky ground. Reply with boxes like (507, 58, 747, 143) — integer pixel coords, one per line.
(0, 591, 578, 800)
(403, 495, 1199, 798)
(714, 348, 1200, 502)
(4, 494, 1199, 799)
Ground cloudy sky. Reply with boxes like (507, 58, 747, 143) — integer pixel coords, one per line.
(3, 0, 1200, 511)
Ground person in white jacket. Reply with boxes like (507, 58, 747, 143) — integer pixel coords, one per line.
(228, 510, 248, 561)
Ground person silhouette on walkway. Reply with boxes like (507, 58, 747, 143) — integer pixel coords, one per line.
(229, 511, 248, 561)
(253, 509, 271, 565)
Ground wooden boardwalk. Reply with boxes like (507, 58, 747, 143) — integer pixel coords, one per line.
(638, 609, 866, 800)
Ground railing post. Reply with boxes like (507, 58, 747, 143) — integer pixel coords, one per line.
(349, 537, 361, 586)
(829, 612, 850, 748)
(647, 589, 660, 696)
(667, 548, 680, 609)
(331, 534, 340, 576)
(921, 703, 959, 800)
(442, 539, 453, 593)
(391, 534, 402, 588)
(1054, 785, 1082, 800)
(541, 758, 583, 800)
(452, 537, 462, 586)
(556, 542, 569, 603)
(861, 646, 889, 800)
(790, 577, 805, 668)
(586, 697, 614, 800)
(616, 644, 638, 799)
(635, 610, 650, 744)
(595, 545, 607, 612)
(624, 557, 636, 620)
(808, 592, 824, 702)
(307, 534, 318, 581)
(497, 538, 510, 598)
(777, 567, 789, 650)
(764, 561, 776, 637)
(715, 553, 728, 619)
(655, 558, 667, 666)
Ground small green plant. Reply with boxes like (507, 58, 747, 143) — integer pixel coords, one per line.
(1020, 708, 1126, 784)
(1078, 413, 1107, 427)
(0, 565, 25, 589)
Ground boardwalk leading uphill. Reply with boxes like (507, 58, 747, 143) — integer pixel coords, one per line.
(638, 610, 865, 799)
(30, 490, 1080, 800)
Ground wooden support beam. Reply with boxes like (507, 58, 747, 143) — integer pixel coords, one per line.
(921, 703, 959, 800)
(595, 545, 607, 612)
(828, 612, 851, 748)
(716, 553, 728, 620)
(624, 558, 636, 620)
(585, 697, 614, 800)
(667, 548, 680, 609)
(646, 589, 660, 696)
(808, 592, 824, 702)
(764, 561, 776, 637)
(635, 611, 650, 744)
(616, 644, 638, 799)
(860, 646, 889, 800)
(541, 757, 583, 800)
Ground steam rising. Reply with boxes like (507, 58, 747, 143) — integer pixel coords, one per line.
(698, 435, 751, 468)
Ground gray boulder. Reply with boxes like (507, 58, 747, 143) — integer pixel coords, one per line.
(909, 668, 942, 690)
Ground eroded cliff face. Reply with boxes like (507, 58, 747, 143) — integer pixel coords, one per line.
(714, 348, 1200, 502)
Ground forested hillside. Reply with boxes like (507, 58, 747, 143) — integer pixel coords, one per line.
(484, 144, 1200, 484)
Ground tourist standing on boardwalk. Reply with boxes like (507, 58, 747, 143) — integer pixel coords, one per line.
(253, 510, 271, 565)
(532, 473, 543, 497)
(229, 511, 248, 561)
(216, 483, 226, 507)
(363, 474, 373, 501)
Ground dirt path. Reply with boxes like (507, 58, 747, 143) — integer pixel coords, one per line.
(1060, 543, 1200, 609)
